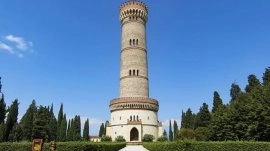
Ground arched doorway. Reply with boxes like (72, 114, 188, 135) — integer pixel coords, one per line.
(130, 127, 139, 141)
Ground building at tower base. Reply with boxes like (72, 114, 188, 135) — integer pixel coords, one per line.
(106, 1, 162, 142)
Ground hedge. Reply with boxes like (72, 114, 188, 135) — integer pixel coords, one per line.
(144, 141, 270, 151)
(0, 142, 126, 151)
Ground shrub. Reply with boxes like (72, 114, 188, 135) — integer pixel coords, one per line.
(101, 135, 112, 142)
(194, 127, 210, 141)
(0, 142, 126, 151)
(115, 136, 126, 142)
(143, 134, 154, 142)
(144, 141, 270, 151)
(157, 136, 168, 142)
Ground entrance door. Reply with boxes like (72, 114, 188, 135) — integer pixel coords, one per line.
(130, 127, 139, 141)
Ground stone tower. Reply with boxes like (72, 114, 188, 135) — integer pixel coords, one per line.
(106, 1, 162, 142)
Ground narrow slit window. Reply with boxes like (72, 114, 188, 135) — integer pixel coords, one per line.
(129, 70, 131, 76)
(136, 39, 138, 45)
(133, 39, 135, 45)
(133, 70, 135, 75)
(129, 39, 132, 45)
(137, 70, 139, 76)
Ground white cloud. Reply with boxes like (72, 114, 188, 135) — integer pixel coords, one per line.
(5, 35, 28, 50)
(0, 34, 33, 58)
(0, 41, 14, 54)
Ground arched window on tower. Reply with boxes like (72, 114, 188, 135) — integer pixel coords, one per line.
(130, 116, 132, 121)
(133, 39, 135, 45)
(137, 115, 139, 121)
(137, 70, 139, 76)
(129, 39, 132, 46)
(129, 70, 132, 76)
(136, 39, 138, 45)
(133, 70, 135, 76)
(133, 115, 135, 121)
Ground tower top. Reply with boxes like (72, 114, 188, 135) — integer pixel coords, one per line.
(120, 0, 148, 23)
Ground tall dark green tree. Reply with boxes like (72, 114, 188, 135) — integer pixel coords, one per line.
(245, 74, 261, 93)
(0, 123, 6, 142)
(230, 83, 241, 102)
(173, 120, 178, 140)
(212, 91, 223, 113)
(5, 99, 19, 141)
(0, 94, 6, 124)
(48, 104, 57, 141)
(32, 106, 49, 141)
(59, 114, 67, 141)
(20, 100, 36, 141)
(195, 103, 211, 129)
(73, 115, 81, 141)
(99, 123, 105, 137)
(263, 67, 270, 86)
(57, 103, 63, 141)
(66, 119, 72, 141)
(169, 120, 173, 141)
(83, 118, 89, 141)
(181, 108, 195, 129)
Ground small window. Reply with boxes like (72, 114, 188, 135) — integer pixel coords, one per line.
(137, 70, 139, 76)
(133, 70, 135, 75)
(129, 70, 131, 76)
(148, 116, 149, 120)
(129, 39, 132, 45)
(136, 39, 138, 45)
(133, 115, 135, 121)
(130, 116, 132, 121)
(120, 117, 121, 120)
(133, 39, 135, 45)
(137, 115, 139, 121)
(129, 16, 131, 20)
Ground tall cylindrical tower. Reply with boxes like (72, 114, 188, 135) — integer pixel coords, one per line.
(107, 1, 162, 142)
(119, 1, 149, 98)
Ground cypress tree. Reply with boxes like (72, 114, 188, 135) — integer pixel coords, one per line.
(99, 123, 105, 137)
(195, 103, 211, 129)
(20, 100, 36, 141)
(66, 119, 72, 141)
(263, 67, 270, 86)
(73, 115, 81, 141)
(57, 103, 63, 141)
(5, 99, 19, 141)
(173, 120, 178, 140)
(169, 120, 173, 141)
(245, 74, 261, 93)
(83, 118, 89, 141)
(59, 114, 67, 141)
(212, 91, 223, 113)
(32, 106, 49, 141)
(0, 123, 6, 142)
(230, 83, 241, 102)
(0, 93, 6, 124)
(48, 104, 57, 141)
(181, 108, 195, 129)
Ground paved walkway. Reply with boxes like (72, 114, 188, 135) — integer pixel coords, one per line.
(119, 145, 149, 151)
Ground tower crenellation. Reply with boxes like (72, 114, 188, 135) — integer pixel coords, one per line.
(120, 1, 148, 24)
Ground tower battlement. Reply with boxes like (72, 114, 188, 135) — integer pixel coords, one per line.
(120, 1, 148, 23)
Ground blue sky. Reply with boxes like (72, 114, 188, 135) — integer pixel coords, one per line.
(0, 0, 269, 135)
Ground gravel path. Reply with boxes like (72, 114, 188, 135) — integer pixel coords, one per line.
(119, 145, 149, 151)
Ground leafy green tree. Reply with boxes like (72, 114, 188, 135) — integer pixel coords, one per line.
(0, 94, 6, 124)
(32, 106, 49, 141)
(20, 100, 36, 141)
(83, 118, 89, 141)
(195, 103, 211, 129)
(245, 74, 261, 93)
(48, 104, 57, 141)
(212, 91, 223, 113)
(99, 123, 105, 137)
(194, 127, 210, 141)
(263, 67, 270, 86)
(230, 83, 241, 102)
(176, 128, 195, 140)
(142, 134, 154, 142)
(101, 135, 112, 142)
(169, 120, 173, 141)
(59, 114, 67, 141)
(173, 120, 178, 140)
(5, 99, 19, 141)
(57, 103, 63, 141)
